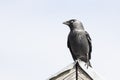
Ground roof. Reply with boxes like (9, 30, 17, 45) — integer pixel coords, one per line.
(48, 60, 103, 80)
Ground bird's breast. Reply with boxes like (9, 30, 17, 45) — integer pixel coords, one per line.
(69, 31, 89, 53)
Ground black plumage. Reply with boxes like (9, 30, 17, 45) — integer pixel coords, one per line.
(63, 19, 92, 67)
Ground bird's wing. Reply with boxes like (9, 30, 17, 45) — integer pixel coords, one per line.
(85, 31, 92, 59)
(67, 38, 76, 60)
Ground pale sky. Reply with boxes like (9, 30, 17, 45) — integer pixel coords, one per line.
(0, 0, 120, 80)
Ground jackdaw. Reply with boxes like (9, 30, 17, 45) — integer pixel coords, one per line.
(63, 19, 92, 68)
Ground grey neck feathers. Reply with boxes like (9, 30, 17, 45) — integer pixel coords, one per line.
(70, 22, 85, 31)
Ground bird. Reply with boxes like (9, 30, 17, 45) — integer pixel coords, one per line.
(63, 19, 92, 68)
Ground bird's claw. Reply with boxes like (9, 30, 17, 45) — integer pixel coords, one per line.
(85, 62, 89, 69)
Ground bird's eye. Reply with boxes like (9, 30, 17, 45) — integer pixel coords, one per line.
(71, 20, 74, 23)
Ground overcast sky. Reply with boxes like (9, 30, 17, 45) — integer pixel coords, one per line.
(0, 0, 120, 80)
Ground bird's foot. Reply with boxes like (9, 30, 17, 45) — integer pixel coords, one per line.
(85, 62, 92, 69)
(85, 62, 89, 69)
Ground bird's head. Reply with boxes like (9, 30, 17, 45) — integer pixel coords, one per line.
(63, 19, 84, 30)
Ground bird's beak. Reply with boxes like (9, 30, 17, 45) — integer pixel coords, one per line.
(63, 21, 69, 25)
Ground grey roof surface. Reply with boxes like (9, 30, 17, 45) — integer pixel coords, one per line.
(48, 60, 103, 80)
